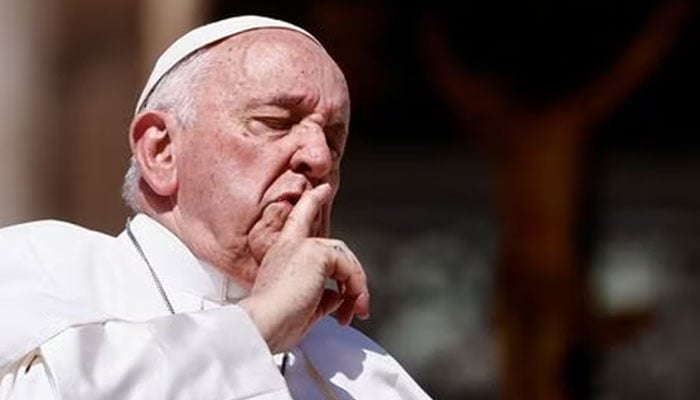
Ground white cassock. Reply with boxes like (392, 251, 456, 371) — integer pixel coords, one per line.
(0, 214, 431, 399)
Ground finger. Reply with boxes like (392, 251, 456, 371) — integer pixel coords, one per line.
(280, 183, 332, 239)
(315, 288, 343, 321)
(318, 239, 371, 322)
(329, 241, 361, 266)
(336, 298, 353, 326)
(336, 292, 370, 326)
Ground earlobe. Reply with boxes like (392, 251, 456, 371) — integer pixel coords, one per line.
(129, 111, 179, 197)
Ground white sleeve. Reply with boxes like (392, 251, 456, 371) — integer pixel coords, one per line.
(2, 306, 292, 400)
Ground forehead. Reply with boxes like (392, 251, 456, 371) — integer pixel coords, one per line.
(203, 29, 350, 119)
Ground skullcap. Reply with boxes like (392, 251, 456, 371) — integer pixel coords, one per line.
(135, 15, 320, 114)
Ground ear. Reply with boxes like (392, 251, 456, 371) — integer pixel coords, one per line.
(128, 111, 179, 197)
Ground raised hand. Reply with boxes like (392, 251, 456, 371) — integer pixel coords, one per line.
(239, 183, 370, 353)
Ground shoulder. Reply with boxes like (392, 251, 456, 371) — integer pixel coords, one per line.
(0, 221, 120, 367)
(0, 219, 116, 253)
(0, 219, 112, 240)
(0, 219, 119, 276)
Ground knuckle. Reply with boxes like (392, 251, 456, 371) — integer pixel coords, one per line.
(297, 238, 314, 252)
(310, 237, 326, 248)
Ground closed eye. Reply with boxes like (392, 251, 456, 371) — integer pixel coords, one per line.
(247, 117, 297, 137)
(258, 117, 294, 131)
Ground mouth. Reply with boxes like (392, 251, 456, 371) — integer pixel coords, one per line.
(273, 192, 302, 207)
(254, 189, 327, 238)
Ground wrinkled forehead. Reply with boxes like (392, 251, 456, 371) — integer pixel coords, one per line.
(206, 30, 351, 120)
(222, 30, 346, 87)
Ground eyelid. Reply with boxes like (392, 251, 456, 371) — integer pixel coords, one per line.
(246, 116, 294, 138)
(258, 116, 293, 129)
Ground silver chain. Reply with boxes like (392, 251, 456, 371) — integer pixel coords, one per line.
(125, 218, 175, 315)
(124, 217, 293, 376)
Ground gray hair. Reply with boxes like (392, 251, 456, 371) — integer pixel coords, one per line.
(122, 46, 214, 211)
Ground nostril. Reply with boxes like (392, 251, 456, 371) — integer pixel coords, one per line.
(291, 160, 307, 172)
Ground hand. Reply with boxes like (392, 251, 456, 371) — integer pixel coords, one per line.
(239, 183, 370, 353)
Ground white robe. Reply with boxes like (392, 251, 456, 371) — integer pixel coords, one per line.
(0, 214, 431, 399)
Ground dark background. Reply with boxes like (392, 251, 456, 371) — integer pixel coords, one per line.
(1, 1, 697, 398)
(213, 0, 699, 151)
(209, 1, 700, 399)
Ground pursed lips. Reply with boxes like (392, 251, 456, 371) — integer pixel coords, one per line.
(274, 192, 302, 206)
(268, 190, 325, 236)
(260, 192, 302, 220)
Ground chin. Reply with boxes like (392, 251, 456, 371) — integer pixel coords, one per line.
(226, 256, 259, 289)
(215, 247, 256, 283)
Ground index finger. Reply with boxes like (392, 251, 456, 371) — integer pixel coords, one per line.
(280, 183, 332, 239)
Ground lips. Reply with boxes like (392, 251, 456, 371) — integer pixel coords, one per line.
(260, 188, 327, 237)
(274, 192, 302, 206)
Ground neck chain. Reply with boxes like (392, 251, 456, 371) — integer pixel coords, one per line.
(124, 217, 295, 376)
(125, 218, 175, 315)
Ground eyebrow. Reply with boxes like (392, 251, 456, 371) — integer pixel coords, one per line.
(253, 94, 312, 109)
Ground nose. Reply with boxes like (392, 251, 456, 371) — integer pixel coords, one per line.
(289, 122, 333, 182)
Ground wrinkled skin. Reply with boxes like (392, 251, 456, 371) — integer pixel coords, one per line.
(130, 29, 369, 352)
(171, 29, 349, 283)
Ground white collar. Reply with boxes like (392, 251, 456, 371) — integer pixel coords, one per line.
(124, 214, 249, 312)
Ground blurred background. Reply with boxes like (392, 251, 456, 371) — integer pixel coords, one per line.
(0, 0, 698, 399)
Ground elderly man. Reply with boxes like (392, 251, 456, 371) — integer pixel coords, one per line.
(0, 15, 431, 400)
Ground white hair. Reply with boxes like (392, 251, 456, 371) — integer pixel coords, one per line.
(122, 46, 214, 211)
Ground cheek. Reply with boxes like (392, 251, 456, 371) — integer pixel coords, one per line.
(247, 201, 293, 261)
(181, 133, 256, 188)
(176, 137, 259, 214)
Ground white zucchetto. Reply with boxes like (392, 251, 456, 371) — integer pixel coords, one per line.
(135, 15, 320, 114)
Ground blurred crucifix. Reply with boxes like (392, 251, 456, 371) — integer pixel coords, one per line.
(419, 0, 693, 398)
